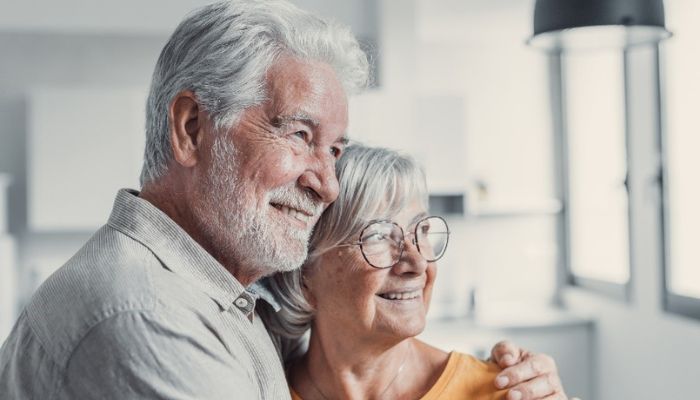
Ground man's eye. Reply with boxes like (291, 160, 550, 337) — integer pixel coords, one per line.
(330, 146, 342, 158)
(293, 130, 309, 141)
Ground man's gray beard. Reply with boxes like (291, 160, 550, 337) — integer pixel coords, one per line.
(196, 136, 313, 277)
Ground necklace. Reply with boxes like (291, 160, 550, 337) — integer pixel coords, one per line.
(303, 347, 411, 400)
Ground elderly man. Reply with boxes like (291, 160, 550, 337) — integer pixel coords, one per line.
(0, 1, 568, 399)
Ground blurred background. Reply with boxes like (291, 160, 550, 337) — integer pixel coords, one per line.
(0, 0, 698, 398)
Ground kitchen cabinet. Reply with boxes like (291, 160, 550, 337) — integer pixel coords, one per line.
(0, 174, 10, 233)
(0, 235, 16, 342)
(0, 174, 16, 341)
(28, 87, 146, 231)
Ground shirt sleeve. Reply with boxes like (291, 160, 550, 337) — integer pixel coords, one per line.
(55, 309, 259, 400)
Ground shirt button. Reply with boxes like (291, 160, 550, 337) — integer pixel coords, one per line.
(234, 297, 249, 309)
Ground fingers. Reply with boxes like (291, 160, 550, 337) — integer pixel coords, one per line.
(496, 353, 558, 389)
(490, 340, 523, 368)
(504, 373, 565, 400)
(537, 394, 569, 400)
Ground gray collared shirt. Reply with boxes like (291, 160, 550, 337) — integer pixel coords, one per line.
(0, 189, 291, 399)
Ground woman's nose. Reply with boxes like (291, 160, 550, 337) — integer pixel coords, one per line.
(392, 236, 428, 275)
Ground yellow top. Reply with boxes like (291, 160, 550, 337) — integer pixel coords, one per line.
(290, 352, 507, 400)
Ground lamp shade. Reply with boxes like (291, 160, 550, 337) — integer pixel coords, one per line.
(528, 0, 671, 50)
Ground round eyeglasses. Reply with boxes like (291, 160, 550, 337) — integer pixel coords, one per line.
(337, 216, 450, 269)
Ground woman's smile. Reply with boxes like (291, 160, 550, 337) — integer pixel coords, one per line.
(377, 288, 423, 301)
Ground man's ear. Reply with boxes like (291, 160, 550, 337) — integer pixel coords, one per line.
(169, 90, 205, 168)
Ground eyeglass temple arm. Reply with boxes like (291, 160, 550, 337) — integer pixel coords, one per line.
(336, 242, 362, 247)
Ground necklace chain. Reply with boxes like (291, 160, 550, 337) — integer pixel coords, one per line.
(303, 348, 410, 400)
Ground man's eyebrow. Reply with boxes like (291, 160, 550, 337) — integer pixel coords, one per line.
(337, 136, 350, 146)
(273, 112, 320, 128)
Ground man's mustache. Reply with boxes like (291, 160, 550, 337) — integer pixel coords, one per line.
(267, 186, 323, 218)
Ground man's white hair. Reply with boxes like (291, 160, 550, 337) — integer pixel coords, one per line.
(140, 0, 370, 185)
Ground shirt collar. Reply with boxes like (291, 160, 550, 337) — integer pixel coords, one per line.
(107, 188, 251, 312)
(249, 278, 282, 312)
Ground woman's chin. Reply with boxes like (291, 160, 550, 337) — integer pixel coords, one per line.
(376, 315, 427, 341)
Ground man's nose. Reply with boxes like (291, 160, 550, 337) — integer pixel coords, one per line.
(297, 153, 339, 204)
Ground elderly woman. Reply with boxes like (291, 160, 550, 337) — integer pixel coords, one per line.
(263, 144, 516, 399)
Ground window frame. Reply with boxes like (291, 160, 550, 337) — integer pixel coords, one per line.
(552, 49, 635, 301)
(659, 43, 700, 320)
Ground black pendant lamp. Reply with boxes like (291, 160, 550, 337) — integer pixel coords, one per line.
(528, 0, 671, 51)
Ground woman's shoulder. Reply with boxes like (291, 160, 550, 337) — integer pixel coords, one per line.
(420, 351, 508, 400)
(451, 352, 502, 374)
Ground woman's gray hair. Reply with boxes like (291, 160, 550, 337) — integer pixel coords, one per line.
(262, 144, 428, 339)
(140, 0, 370, 185)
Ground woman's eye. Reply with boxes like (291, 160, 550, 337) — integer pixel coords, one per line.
(363, 232, 387, 243)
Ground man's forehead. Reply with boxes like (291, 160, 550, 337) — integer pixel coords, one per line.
(262, 57, 349, 142)
(265, 58, 347, 108)
(272, 112, 319, 128)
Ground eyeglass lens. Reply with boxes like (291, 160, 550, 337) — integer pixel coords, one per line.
(359, 216, 449, 268)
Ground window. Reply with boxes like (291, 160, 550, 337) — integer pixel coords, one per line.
(561, 49, 631, 297)
(662, 0, 700, 319)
